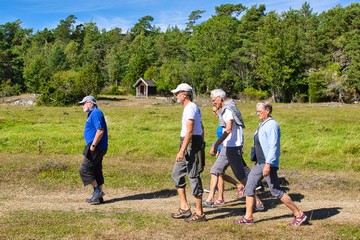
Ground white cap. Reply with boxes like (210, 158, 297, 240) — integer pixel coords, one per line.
(171, 83, 192, 94)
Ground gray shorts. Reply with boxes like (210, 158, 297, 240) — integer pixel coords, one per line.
(210, 155, 229, 175)
(214, 146, 247, 182)
(245, 163, 284, 198)
(171, 136, 204, 197)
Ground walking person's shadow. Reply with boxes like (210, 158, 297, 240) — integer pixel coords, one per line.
(102, 189, 177, 204)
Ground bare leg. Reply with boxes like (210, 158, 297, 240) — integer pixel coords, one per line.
(90, 180, 98, 188)
(244, 195, 255, 220)
(177, 187, 190, 210)
(195, 195, 204, 215)
(206, 174, 219, 202)
(280, 193, 302, 217)
(255, 194, 262, 206)
(90, 180, 103, 192)
(223, 174, 238, 186)
(222, 174, 245, 198)
(217, 174, 225, 200)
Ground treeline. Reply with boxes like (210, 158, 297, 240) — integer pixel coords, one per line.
(0, 2, 359, 105)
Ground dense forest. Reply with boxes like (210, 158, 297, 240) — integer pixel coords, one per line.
(0, 2, 359, 105)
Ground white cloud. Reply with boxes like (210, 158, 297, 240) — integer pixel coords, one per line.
(155, 10, 188, 31)
(92, 16, 132, 32)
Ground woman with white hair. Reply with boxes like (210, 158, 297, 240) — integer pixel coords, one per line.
(234, 101, 307, 226)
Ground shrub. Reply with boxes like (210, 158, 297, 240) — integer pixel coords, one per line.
(38, 65, 102, 106)
(308, 71, 327, 103)
(38, 161, 68, 178)
(240, 87, 268, 101)
(38, 70, 83, 106)
(1, 80, 22, 97)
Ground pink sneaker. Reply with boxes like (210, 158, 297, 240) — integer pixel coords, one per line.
(234, 217, 254, 224)
(214, 198, 225, 205)
(289, 212, 307, 226)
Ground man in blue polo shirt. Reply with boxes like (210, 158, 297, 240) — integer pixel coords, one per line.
(79, 96, 108, 204)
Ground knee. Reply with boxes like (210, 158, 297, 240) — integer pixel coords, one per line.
(192, 186, 203, 197)
(245, 185, 255, 196)
(245, 178, 258, 195)
(270, 189, 284, 199)
(274, 191, 285, 199)
(171, 174, 185, 188)
(211, 173, 219, 179)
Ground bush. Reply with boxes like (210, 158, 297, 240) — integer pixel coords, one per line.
(0, 80, 22, 97)
(38, 64, 103, 106)
(240, 87, 268, 101)
(38, 161, 69, 178)
(308, 71, 327, 103)
(101, 85, 124, 95)
(38, 70, 86, 106)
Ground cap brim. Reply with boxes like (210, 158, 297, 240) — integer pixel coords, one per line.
(171, 89, 179, 93)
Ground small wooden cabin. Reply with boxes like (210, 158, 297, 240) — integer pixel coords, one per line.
(133, 78, 156, 98)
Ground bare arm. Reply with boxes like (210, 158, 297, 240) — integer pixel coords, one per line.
(210, 119, 232, 155)
(176, 119, 194, 161)
(90, 128, 104, 151)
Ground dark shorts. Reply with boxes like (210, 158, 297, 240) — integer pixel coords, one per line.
(79, 145, 107, 186)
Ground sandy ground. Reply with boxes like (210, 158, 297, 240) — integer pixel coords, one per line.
(1, 184, 359, 226)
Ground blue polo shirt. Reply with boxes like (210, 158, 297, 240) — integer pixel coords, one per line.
(84, 106, 108, 150)
(216, 125, 223, 151)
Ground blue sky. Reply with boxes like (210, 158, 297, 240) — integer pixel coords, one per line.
(0, 0, 356, 32)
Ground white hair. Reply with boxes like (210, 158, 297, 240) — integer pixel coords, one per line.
(257, 101, 273, 114)
(210, 89, 226, 100)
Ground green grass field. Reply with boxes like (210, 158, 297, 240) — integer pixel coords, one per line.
(0, 97, 359, 239)
(1, 98, 359, 171)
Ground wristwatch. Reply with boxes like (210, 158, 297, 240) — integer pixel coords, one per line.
(91, 144, 96, 148)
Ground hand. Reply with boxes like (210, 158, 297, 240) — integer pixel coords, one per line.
(176, 151, 184, 162)
(90, 145, 96, 151)
(210, 145, 217, 156)
(263, 163, 270, 177)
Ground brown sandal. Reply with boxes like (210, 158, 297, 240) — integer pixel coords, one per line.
(185, 213, 206, 223)
(171, 208, 192, 219)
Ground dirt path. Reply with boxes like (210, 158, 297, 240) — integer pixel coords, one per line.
(1, 186, 359, 225)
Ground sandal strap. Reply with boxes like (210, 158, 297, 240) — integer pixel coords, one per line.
(191, 213, 200, 220)
(190, 213, 204, 220)
(234, 217, 253, 224)
(179, 208, 190, 213)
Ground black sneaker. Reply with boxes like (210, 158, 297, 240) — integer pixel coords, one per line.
(86, 191, 105, 204)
